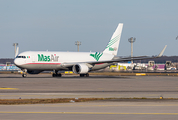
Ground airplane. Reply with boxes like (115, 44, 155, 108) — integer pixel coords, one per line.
(14, 23, 167, 77)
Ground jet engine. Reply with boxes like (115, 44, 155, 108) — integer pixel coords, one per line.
(27, 70, 43, 74)
(72, 63, 89, 74)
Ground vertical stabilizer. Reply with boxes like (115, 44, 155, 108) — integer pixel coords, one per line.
(103, 23, 123, 55)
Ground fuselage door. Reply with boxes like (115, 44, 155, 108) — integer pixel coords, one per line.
(32, 55, 35, 63)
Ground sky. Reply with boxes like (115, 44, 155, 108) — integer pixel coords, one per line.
(0, 0, 178, 58)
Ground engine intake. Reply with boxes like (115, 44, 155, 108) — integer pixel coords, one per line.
(72, 63, 89, 74)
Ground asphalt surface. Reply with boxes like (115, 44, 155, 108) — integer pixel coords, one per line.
(0, 74, 178, 99)
(0, 74, 178, 120)
(1, 101, 178, 120)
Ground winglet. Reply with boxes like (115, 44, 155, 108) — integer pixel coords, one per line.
(157, 45, 167, 57)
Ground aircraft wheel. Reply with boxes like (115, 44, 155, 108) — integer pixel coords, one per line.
(52, 73, 62, 77)
(22, 74, 27, 78)
(80, 74, 85, 77)
(80, 74, 89, 77)
(52, 74, 56, 77)
(57, 74, 62, 77)
(86, 73, 89, 77)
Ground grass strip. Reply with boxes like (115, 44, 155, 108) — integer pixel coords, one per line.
(0, 98, 107, 105)
(0, 97, 178, 105)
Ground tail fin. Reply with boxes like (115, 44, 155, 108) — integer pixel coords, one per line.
(103, 23, 123, 55)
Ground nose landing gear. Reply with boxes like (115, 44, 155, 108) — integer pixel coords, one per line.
(21, 69, 27, 78)
(22, 74, 27, 77)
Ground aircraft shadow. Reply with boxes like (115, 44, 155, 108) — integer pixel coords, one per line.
(0, 75, 130, 79)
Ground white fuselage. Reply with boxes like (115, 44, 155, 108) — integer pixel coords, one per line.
(14, 51, 115, 71)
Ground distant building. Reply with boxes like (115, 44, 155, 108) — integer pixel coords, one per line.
(0, 64, 20, 71)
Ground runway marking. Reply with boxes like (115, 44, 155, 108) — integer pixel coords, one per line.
(136, 73, 146, 76)
(0, 88, 18, 90)
(39, 104, 178, 107)
(0, 112, 178, 115)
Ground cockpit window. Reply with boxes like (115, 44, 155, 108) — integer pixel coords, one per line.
(16, 56, 26, 58)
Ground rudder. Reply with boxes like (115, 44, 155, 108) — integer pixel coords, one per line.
(103, 23, 123, 55)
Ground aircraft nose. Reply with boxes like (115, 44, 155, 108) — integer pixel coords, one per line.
(14, 58, 20, 66)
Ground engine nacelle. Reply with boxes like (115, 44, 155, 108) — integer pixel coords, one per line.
(27, 70, 43, 74)
(72, 63, 89, 74)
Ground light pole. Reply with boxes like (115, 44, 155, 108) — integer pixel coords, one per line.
(75, 41, 81, 52)
(13, 43, 18, 57)
(128, 37, 136, 64)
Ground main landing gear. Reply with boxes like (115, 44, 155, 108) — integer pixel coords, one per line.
(80, 73, 89, 77)
(52, 70, 62, 77)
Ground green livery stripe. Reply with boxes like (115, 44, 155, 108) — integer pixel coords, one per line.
(106, 34, 120, 49)
(108, 35, 119, 45)
(90, 52, 103, 61)
(107, 38, 118, 48)
(106, 35, 120, 48)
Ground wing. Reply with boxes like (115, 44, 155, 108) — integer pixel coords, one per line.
(61, 45, 167, 67)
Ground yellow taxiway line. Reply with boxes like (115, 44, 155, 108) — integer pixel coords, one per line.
(0, 88, 19, 90)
